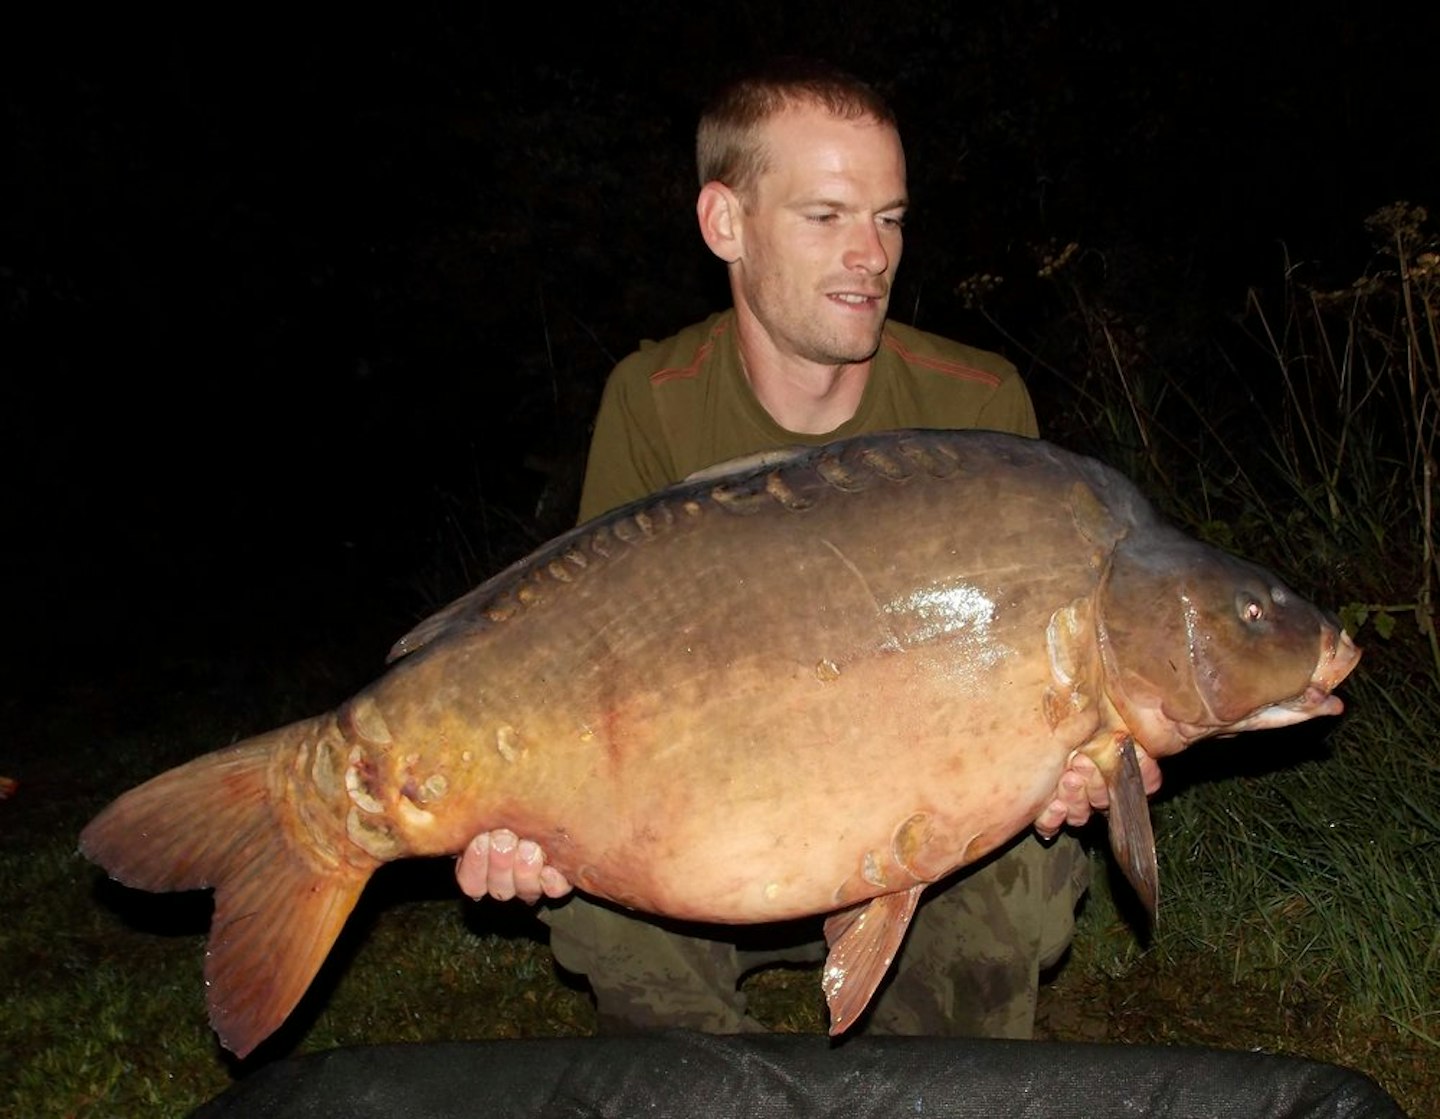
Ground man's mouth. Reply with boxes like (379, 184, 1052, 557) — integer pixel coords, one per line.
(828, 291, 885, 306)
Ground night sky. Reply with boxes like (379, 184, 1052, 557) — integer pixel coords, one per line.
(3, 4, 1436, 695)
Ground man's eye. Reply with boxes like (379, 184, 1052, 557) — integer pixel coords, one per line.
(807, 213, 839, 224)
(879, 214, 906, 230)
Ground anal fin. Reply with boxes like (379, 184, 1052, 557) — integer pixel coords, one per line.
(820, 884, 923, 1035)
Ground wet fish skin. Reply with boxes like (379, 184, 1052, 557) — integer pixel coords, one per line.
(79, 429, 1359, 1057)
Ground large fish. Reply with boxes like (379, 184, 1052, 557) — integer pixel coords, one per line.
(80, 430, 1359, 1058)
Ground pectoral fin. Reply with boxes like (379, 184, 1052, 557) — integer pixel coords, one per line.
(1106, 735, 1159, 918)
(820, 884, 924, 1035)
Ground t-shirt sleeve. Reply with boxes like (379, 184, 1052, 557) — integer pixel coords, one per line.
(975, 370, 1040, 439)
(576, 360, 677, 523)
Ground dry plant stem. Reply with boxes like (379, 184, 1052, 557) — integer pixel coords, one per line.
(1395, 228, 1440, 672)
(1103, 320, 1151, 456)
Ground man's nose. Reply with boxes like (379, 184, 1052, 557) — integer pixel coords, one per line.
(844, 219, 891, 275)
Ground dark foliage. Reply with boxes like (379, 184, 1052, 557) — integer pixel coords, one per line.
(3, 3, 1435, 679)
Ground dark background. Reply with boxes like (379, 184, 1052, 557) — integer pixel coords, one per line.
(3, 3, 1435, 697)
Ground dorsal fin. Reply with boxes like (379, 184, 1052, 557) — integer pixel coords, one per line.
(682, 446, 811, 485)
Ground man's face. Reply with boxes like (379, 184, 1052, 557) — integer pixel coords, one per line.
(731, 104, 907, 367)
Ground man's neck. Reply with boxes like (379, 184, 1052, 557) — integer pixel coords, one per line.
(734, 321, 875, 436)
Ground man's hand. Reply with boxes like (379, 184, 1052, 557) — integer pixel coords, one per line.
(1033, 745, 1162, 840)
(455, 829, 573, 904)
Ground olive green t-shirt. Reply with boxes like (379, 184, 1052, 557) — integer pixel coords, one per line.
(578, 309, 1038, 522)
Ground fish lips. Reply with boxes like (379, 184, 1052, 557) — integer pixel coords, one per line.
(1197, 626, 1360, 738)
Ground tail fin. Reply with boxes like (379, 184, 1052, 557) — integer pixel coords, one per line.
(79, 720, 374, 1058)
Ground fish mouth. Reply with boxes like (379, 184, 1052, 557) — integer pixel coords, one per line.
(1313, 626, 1362, 693)
(1225, 626, 1361, 733)
(1224, 686, 1341, 735)
(1273, 683, 1345, 720)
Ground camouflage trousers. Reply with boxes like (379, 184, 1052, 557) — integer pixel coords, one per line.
(540, 832, 1089, 1038)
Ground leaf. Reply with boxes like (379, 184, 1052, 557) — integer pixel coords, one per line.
(1339, 603, 1369, 636)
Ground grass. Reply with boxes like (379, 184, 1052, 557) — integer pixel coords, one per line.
(1082, 666, 1440, 1048)
(1158, 671, 1439, 1037)
(4, 208, 1439, 1116)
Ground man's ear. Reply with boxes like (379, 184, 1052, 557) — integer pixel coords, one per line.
(697, 181, 743, 263)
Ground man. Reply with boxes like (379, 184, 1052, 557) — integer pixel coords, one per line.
(458, 59, 1158, 1037)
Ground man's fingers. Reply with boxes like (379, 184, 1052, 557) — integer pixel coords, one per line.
(1139, 751, 1163, 796)
(538, 866, 572, 899)
(455, 829, 562, 904)
(1033, 798, 1066, 841)
(1034, 744, 1164, 839)
(457, 829, 522, 901)
(455, 832, 494, 900)
(511, 839, 547, 904)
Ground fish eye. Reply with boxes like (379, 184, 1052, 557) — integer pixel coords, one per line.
(1237, 593, 1265, 624)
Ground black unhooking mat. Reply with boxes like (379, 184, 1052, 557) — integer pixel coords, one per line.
(190, 1031, 1408, 1118)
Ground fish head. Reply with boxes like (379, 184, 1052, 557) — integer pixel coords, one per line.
(1095, 530, 1360, 756)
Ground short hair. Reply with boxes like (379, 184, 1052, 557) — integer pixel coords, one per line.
(696, 58, 898, 195)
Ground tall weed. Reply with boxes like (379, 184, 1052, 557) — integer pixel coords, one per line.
(1012, 207, 1440, 674)
(988, 207, 1440, 1041)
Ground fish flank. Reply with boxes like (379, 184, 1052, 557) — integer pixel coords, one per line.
(819, 537, 897, 648)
